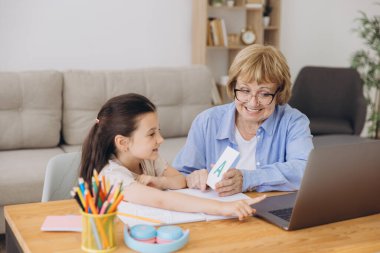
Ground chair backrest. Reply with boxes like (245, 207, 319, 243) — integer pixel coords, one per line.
(289, 66, 366, 135)
(41, 152, 81, 202)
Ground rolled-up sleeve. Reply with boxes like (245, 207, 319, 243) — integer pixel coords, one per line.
(173, 114, 207, 175)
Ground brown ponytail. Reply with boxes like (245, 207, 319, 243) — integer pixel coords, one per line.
(80, 93, 156, 186)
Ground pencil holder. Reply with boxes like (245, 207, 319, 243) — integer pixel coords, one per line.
(81, 211, 117, 253)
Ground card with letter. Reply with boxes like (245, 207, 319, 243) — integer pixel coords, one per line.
(206, 146, 240, 189)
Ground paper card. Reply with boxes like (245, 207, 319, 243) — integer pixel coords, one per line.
(41, 215, 82, 232)
(206, 146, 240, 190)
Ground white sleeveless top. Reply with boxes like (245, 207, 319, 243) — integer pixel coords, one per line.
(235, 128, 257, 171)
(99, 154, 168, 191)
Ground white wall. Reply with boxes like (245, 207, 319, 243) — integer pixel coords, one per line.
(280, 0, 380, 81)
(0, 0, 378, 77)
(0, 0, 192, 70)
(0, 0, 378, 136)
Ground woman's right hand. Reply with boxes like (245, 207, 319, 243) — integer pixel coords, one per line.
(218, 195, 266, 220)
(186, 169, 209, 191)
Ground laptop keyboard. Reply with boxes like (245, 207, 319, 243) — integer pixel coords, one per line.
(269, 207, 293, 221)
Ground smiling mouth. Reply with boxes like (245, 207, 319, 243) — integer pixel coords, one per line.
(245, 106, 262, 112)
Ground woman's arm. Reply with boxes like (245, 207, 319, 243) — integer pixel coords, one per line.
(136, 166, 186, 190)
(123, 183, 265, 220)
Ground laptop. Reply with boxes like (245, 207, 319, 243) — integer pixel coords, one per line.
(251, 140, 380, 231)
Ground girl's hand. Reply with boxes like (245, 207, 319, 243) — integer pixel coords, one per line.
(136, 175, 162, 189)
(219, 195, 266, 220)
(186, 169, 209, 191)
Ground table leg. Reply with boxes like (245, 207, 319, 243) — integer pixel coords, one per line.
(5, 221, 22, 253)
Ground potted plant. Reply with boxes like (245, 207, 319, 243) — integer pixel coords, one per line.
(263, 4, 272, 27)
(351, 8, 380, 139)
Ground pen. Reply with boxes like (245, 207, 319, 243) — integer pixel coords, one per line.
(93, 169, 100, 186)
(104, 184, 114, 202)
(96, 181, 102, 212)
(70, 190, 85, 211)
(92, 177, 98, 199)
(99, 201, 109, 215)
(102, 175, 107, 193)
(78, 178, 85, 195)
(74, 187, 86, 210)
(107, 193, 124, 214)
(117, 212, 162, 224)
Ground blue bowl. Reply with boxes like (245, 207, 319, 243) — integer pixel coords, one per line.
(124, 225, 189, 253)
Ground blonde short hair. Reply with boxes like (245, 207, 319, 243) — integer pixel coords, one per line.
(226, 44, 291, 105)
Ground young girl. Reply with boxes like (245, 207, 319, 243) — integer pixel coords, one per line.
(80, 93, 265, 220)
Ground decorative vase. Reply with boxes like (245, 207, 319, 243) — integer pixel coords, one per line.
(263, 16, 270, 27)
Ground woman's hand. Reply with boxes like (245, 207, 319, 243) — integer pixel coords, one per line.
(215, 168, 243, 196)
(219, 195, 266, 220)
(186, 169, 209, 191)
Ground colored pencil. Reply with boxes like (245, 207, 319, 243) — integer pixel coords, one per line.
(116, 212, 162, 224)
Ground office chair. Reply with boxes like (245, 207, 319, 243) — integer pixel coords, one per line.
(289, 66, 367, 136)
(41, 152, 81, 202)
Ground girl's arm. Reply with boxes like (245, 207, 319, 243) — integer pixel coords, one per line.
(136, 166, 186, 190)
(123, 183, 265, 220)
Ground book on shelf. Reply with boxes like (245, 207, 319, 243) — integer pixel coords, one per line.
(207, 17, 228, 47)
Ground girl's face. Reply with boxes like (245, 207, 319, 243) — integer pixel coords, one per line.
(234, 77, 278, 125)
(128, 112, 164, 160)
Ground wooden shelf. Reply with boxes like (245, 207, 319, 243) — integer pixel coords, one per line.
(207, 45, 247, 50)
(208, 6, 248, 11)
(192, 0, 281, 103)
(264, 26, 279, 30)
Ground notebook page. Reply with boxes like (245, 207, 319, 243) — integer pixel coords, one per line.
(117, 201, 205, 226)
(172, 189, 250, 221)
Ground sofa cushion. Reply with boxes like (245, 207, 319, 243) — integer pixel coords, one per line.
(0, 148, 65, 206)
(63, 65, 213, 145)
(60, 144, 82, 153)
(61, 137, 186, 164)
(0, 71, 62, 150)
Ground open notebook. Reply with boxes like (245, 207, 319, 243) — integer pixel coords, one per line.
(117, 188, 250, 226)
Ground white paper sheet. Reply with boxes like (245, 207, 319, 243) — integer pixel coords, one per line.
(206, 146, 240, 189)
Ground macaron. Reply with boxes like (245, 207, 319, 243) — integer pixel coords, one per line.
(156, 226, 183, 244)
(130, 224, 157, 244)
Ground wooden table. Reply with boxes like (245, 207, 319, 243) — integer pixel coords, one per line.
(5, 192, 380, 253)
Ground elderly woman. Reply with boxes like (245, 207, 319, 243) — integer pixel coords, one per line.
(173, 44, 313, 196)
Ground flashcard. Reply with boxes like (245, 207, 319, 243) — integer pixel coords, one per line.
(206, 146, 240, 190)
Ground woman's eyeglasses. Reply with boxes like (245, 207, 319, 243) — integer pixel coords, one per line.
(234, 88, 279, 105)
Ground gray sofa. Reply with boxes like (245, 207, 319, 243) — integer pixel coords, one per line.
(0, 65, 218, 234)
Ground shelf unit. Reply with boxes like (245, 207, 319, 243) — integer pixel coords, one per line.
(192, 0, 281, 102)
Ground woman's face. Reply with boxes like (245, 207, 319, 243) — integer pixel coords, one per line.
(234, 77, 278, 125)
(128, 112, 164, 160)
